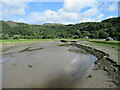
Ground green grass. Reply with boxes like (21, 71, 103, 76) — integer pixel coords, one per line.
(0, 39, 53, 43)
(1, 39, 54, 48)
(1, 39, 80, 48)
(1, 39, 119, 47)
(0, 39, 82, 43)
(89, 40, 120, 47)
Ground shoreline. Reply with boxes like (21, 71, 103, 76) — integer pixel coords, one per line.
(75, 43, 119, 88)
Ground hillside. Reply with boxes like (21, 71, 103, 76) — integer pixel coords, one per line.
(0, 17, 120, 40)
(5, 21, 19, 27)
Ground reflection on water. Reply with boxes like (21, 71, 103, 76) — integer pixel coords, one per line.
(37, 46, 97, 88)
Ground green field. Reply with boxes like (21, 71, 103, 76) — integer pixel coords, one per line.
(1, 39, 119, 47)
(89, 40, 120, 47)
(1, 39, 55, 48)
(1, 39, 84, 43)
(1, 39, 79, 48)
(1, 39, 53, 43)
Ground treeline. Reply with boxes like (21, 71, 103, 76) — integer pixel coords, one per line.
(0, 17, 120, 40)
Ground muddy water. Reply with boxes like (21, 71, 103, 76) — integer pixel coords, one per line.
(2, 41, 97, 88)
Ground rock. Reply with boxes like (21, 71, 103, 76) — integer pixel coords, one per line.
(70, 40, 77, 42)
(60, 40, 68, 42)
(87, 75, 92, 78)
(103, 67, 109, 72)
(109, 85, 112, 87)
(28, 65, 33, 68)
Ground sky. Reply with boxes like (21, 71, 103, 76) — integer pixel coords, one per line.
(0, 0, 119, 25)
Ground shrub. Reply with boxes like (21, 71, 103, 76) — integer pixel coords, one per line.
(98, 30, 109, 39)
(0, 33, 2, 40)
(3, 34, 9, 39)
(12, 35, 20, 39)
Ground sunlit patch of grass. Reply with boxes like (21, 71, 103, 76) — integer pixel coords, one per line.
(1, 39, 95, 44)
(1, 39, 54, 49)
(89, 40, 120, 47)
(1, 39, 53, 43)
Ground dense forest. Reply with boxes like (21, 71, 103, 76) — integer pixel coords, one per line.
(0, 17, 120, 40)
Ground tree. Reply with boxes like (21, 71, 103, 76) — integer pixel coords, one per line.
(12, 35, 20, 39)
(98, 30, 109, 39)
(0, 33, 2, 40)
(3, 34, 9, 39)
(1, 16, 119, 40)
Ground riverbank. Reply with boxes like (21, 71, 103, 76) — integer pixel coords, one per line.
(77, 40, 119, 64)
(1, 40, 119, 88)
(75, 41, 119, 88)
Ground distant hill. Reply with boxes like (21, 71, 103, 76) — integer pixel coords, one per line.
(1, 17, 120, 40)
(102, 17, 120, 23)
(5, 21, 19, 27)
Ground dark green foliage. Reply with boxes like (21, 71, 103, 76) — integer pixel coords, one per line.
(2, 34, 10, 39)
(1, 17, 120, 40)
(0, 33, 2, 40)
(98, 30, 109, 39)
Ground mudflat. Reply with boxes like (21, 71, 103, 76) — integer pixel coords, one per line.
(2, 41, 118, 88)
(2, 41, 77, 88)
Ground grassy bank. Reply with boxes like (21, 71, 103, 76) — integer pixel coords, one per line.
(0, 39, 81, 43)
(1, 39, 54, 49)
(1, 39, 119, 47)
(89, 40, 120, 47)
(77, 40, 119, 64)
(1, 39, 53, 43)
(1, 39, 80, 49)
(1, 39, 119, 45)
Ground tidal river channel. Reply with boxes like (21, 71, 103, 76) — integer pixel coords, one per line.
(2, 41, 97, 88)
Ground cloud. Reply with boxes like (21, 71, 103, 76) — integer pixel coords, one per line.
(27, 9, 78, 24)
(15, 18, 27, 23)
(1, 2, 28, 19)
(118, 1, 120, 16)
(26, 0, 102, 24)
(108, 3, 118, 11)
(97, 14, 104, 19)
(1, 0, 118, 24)
(76, 13, 104, 23)
(63, 0, 99, 12)
(106, 16, 117, 19)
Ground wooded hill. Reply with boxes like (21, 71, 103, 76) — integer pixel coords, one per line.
(0, 17, 120, 40)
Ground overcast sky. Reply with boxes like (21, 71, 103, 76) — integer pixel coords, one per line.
(0, 0, 119, 24)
